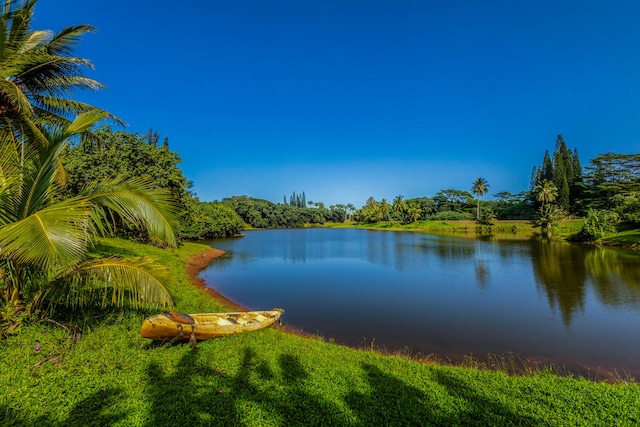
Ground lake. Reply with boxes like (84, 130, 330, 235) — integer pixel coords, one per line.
(201, 228, 640, 378)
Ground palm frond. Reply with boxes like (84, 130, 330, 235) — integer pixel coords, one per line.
(39, 256, 173, 310)
(34, 98, 124, 126)
(19, 29, 51, 53)
(6, 1, 36, 46)
(46, 25, 96, 56)
(0, 78, 34, 115)
(83, 176, 178, 247)
(0, 196, 94, 270)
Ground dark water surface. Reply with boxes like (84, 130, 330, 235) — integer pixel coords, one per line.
(201, 228, 640, 378)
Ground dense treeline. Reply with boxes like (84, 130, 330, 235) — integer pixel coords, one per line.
(225, 196, 347, 228)
(353, 135, 639, 241)
(353, 191, 532, 224)
(62, 126, 244, 240)
(63, 126, 639, 240)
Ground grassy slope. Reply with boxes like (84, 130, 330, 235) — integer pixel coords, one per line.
(1, 238, 639, 426)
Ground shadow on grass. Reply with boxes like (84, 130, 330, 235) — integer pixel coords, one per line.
(1, 388, 125, 426)
(143, 347, 540, 426)
(145, 347, 346, 426)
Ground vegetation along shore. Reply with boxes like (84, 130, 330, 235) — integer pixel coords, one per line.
(1, 1, 639, 425)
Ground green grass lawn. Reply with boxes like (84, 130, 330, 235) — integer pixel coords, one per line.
(1, 238, 638, 426)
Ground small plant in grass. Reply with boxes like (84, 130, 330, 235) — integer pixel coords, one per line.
(478, 208, 497, 226)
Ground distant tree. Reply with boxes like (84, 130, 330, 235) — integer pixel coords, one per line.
(392, 195, 408, 222)
(145, 128, 160, 145)
(539, 150, 554, 183)
(434, 189, 474, 213)
(346, 203, 356, 220)
(552, 140, 571, 210)
(471, 177, 489, 220)
(407, 197, 437, 219)
(570, 148, 584, 212)
(531, 135, 583, 214)
(331, 204, 347, 222)
(534, 180, 558, 210)
(583, 153, 640, 210)
(379, 199, 392, 223)
(182, 200, 244, 239)
(406, 202, 423, 223)
(493, 191, 534, 219)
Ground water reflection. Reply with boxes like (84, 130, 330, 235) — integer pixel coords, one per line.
(203, 229, 640, 377)
(530, 240, 588, 326)
(584, 248, 640, 308)
(529, 240, 640, 326)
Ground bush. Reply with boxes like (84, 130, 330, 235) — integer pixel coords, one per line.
(580, 208, 619, 241)
(478, 208, 497, 225)
(612, 193, 640, 225)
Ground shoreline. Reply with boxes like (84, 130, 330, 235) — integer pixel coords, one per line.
(184, 246, 315, 339)
(184, 247, 249, 312)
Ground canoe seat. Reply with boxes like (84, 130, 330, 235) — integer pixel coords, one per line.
(162, 312, 196, 325)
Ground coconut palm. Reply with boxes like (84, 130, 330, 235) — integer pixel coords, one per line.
(534, 179, 558, 210)
(0, 113, 177, 318)
(406, 202, 422, 223)
(471, 177, 489, 220)
(0, 0, 122, 147)
(379, 198, 391, 223)
(392, 195, 408, 223)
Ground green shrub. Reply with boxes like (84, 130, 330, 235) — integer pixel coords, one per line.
(581, 208, 619, 241)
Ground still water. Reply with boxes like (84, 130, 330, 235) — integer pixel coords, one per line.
(202, 228, 640, 377)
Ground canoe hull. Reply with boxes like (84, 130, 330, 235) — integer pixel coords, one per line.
(140, 308, 284, 341)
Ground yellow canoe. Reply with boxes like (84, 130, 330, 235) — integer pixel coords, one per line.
(140, 308, 284, 343)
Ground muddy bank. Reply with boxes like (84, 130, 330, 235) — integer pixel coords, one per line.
(185, 248, 249, 312)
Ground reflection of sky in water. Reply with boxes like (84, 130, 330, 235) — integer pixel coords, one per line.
(202, 229, 640, 377)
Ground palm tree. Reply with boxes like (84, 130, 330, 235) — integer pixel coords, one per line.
(534, 179, 558, 210)
(379, 198, 391, 224)
(0, 113, 178, 317)
(471, 177, 489, 220)
(346, 203, 355, 221)
(0, 2, 177, 322)
(0, 1, 122, 147)
(392, 195, 408, 223)
(406, 202, 422, 223)
(536, 204, 565, 238)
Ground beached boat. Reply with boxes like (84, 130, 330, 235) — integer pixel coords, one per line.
(140, 308, 284, 345)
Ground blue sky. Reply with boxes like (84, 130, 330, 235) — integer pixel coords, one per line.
(35, 0, 640, 206)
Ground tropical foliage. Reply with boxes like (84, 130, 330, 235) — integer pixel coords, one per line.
(0, 0, 122, 146)
(61, 126, 244, 240)
(0, 114, 178, 325)
(0, 1, 178, 329)
(580, 208, 619, 241)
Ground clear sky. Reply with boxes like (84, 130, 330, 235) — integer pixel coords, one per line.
(34, 0, 640, 206)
